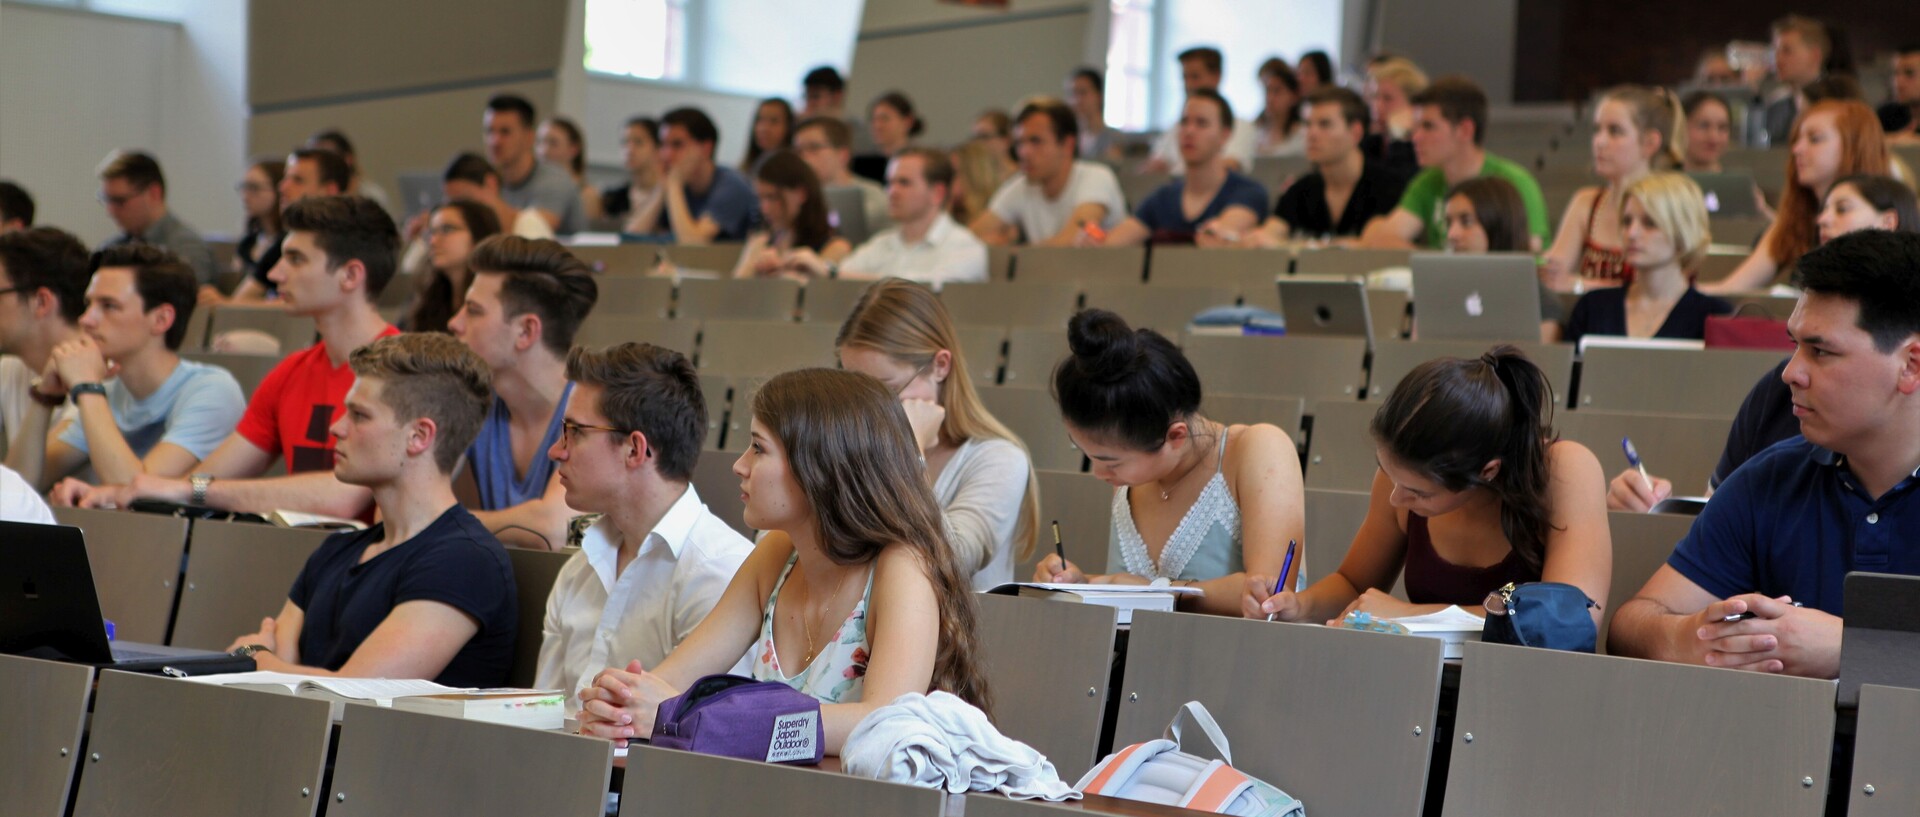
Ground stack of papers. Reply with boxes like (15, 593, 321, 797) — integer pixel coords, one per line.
(1390, 605, 1486, 659)
(992, 582, 1203, 625)
(179, 671, 565, 728)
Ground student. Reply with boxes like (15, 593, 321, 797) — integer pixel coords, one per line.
(447, 236, 599, 550)
(1068, 67, 1123, 162)
(836, 279, 1039, 588)
(208, 148, 350, 308)
(1542, 86, 1685, 291)
(801, 65, 875, 156)
(0, 464, 52, 524)
(404, 200, 504, 333)
(1760, 16, 1832, 147)
(794, 149, 988, 288)
(441, 152, 554, 240)
(1879, 44, 1920, 141)
(94, 150, 216, 286)
(1142, 47, 1258, 174)
(535, 342, 754, 706)
(1249, 347, 1611, 625)
(61, 195, 402, 509)
(970, 109, 1019, 181)
(1359, 76, 1551, 251)
(1034, 310, 1304, 617)
(27, 246, 243, 493)
(1703, 100, 1890, 294)
(1565, 173, 1732, 345)
(730, 151, 851, 279)
(307, 130, 391, 213)
(483, 93, 583, 233)
(1360, 58, 1426, 179)
(866, 92, 924, 160)
(600, 116, 665, 234)
(971, 99, 1127, 247)
(1249, 86, 1409, 242)
(1440, 177, 1567, 344)
(204, 157, 285, 306)
(1296, 51, 1334, 97)
(537, 116, 600, 225)
(793, 116, 890, 236)
(0, 228, 89, 462)
(1606, 175, 1920, 512)
(948, 140, 1009, 228)
(741, 98, 795, 176)
(225, 333, 516, 687)
(656, 107, 761, 243)
(1254, 58, 1306, 158)
(576, 368, 992, 754)
(0, 181, 33, 233)
(1100, 91, 1268, 247)
(1608, 231, 1920, 679)
(1681, 92, 1735, 173)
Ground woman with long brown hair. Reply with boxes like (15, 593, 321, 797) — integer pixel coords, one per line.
(1704, 99, 1890, 294)
(837, 279, 1039, 588)
(731, 149, 850, 278)
(404, 199, 503, 333)
(577, 368, 992, 753)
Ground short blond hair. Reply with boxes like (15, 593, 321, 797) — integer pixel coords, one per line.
(1369, 58, 1429, 97)
(348, 333, 492, 474)
(1623, 172, 1711, 272)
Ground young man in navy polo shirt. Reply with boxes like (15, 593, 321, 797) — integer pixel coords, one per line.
(225, 333, 517, 687)
(1610, 230, 1920, 679)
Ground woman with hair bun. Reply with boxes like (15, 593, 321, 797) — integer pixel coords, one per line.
(1034, 309, 1304, 617)
(1248, 346, 1611, 625)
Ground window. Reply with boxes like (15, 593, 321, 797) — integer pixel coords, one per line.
(1104, 0, 1157, 132)
(584, 0, 690, 82)
(1117, 0, 1344, 131)
(10, 0, 189, 21)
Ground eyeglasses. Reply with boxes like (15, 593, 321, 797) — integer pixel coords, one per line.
(428, 225, 469, 238)
(97, 191, 139, 207)
(235, 182, 272, 194)
(561, 419, 631, 447)
(889, 359, 933, 397)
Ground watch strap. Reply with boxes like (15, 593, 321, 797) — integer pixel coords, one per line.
(190, 473, 214, 507)
(69, 382, 108, 400)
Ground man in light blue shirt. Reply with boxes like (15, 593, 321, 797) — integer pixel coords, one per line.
(33, 245, 242, 496)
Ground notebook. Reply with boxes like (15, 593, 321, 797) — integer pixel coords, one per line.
(0, 521, 239, 672)
(990, 583, 1203, 625)
(1410, 253, 1543, 342)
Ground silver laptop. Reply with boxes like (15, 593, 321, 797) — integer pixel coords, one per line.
(1686, 172, 1761, 218)
(1277, 276, 1374, 347)
(397, 171, 444, 223)
(1411, 253, 1543, 342)
(824, 186, 875, 245)
(1839, 572, 1920, 707)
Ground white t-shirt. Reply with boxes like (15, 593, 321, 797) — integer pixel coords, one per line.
(0, 464, 53, 524)
(986, 160, 1128, 243)
(512, 208, 557, 240)
(1151, 118, 1258, 173)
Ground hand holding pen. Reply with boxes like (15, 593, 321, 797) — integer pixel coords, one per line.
(1244, 540, 1301, 621)
(1608, 437, 1674, 513)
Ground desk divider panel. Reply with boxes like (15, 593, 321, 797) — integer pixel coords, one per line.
(976, 594, 1121, 782)
(1114, 611, 1444, 817)
(620, 744, 946, 817)
(1849, 684, 1920, 816)
(1446, 641, 1835, 817)
(52, 507, 188, 645)
(1599, 512, 1697, 652)
(170, 520, 330, 650)
(0, 654, 94, 817)
(72, 671, 331, 817)
(329, 703, 611, 817)
(505, 547, 573, 688)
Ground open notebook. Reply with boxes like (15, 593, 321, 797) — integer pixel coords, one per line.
(181, 671, 564, 728)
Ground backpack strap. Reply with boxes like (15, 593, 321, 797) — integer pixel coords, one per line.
(1178, 759, 1256, 812)
(1076, 741, 1153, 795)
(1165, 701, 1235, 765)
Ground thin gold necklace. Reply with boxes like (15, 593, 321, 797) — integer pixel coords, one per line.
(1157, 422, 1218, 500)
(797, 563, 855, 667)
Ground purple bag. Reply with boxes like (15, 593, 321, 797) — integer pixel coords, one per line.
(650, 674, 824, 765)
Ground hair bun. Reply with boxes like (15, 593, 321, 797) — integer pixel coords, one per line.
(1067, 309, 1142, 383)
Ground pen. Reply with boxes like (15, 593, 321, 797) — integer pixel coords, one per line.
(1266, 539, 1298, 622)
(1051, 520, 1066, 582)
(1723, 601, 1804, 622)
(1621, 438, 1653, 493)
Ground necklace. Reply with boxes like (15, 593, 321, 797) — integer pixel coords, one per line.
(797, 563, 855, 667)
(1157, 421, 1218, 501)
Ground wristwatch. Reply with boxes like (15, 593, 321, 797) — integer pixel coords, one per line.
(69, 382, 108, 401)
(190, 473, 215, 507)
(230, 644, 272, 658)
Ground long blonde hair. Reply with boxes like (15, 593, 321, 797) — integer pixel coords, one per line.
(836, 278, 1042, 562)
(949, 141, 1007, 226)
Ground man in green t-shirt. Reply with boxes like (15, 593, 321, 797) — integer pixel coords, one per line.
(1358, 76, 1551, 250)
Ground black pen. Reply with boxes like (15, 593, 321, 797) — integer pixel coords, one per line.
(1051, 520, 1066, 582)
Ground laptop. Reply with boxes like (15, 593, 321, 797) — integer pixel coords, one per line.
(1838, 572, 1920, 707)
(824, 186, 874, 245)
(396, 171, 444, 223)
(1277, 276, 1374, 347)
(0, 521, 240, 672)
(1686, 171, 1761, 218)
(1410, 253, 1544, 342)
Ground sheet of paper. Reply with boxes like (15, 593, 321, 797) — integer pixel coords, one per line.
(1006, 582, 1204, 596)
(175, 670, 314, 689)
(301, 678, 462, 701)
(1392, 605, 1486, 632)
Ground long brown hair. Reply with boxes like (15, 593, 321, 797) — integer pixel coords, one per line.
(406, 199, 502, 333)
(1768, 100, 1890, 273)
(1370, 344, 1559, 573)
(836, 279, 1042, 563)
(756, 150, 834, 252)
(752, 368, 992, 715)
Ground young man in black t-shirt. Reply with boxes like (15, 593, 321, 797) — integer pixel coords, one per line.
(226, 332, 517, 687)
(1244, 87, 1409, 246)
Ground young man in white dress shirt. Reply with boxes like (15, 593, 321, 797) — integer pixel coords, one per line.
(535, 342, 753, 706)
(789, 148, 986, 289)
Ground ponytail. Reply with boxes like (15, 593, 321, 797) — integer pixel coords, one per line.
(1371, 344, 1559, 573)
(1604, 85, 1685, 172)
(1654, 87, 1686, 171)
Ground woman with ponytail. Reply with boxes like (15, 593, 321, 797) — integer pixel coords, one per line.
(578, 368, 991, 753)
(1036, 309, 1305, 618)
(1247, 346, 1611, 625)
(1543, 85, 1687, 291)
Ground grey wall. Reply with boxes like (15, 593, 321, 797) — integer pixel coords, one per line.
(1372, 0, 1518, 104)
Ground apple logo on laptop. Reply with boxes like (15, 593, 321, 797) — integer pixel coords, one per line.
(1465, 291, 1484, 317)
(1704, 190, 1722, 213)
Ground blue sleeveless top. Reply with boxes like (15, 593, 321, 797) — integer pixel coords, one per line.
(469, 382, 573, 511)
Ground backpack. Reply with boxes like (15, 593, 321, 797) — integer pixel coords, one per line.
(1074, 701, 1305, 817)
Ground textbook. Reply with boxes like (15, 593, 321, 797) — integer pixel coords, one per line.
(181, 671, 562, 725)
(390, 691, 568, 730)
(268, 509, 366, 531)
(1390, 606, 1487, 660)
(990, 583, 1203, 626)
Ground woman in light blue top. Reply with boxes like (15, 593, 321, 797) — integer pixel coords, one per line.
(1034, 309, 1305, 617)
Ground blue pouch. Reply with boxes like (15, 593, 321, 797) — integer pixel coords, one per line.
(1481, 581, 1598, 652)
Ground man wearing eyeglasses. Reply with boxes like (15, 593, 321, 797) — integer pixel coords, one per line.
(535, 341, 753, 710)
(95, 150, 216, 286)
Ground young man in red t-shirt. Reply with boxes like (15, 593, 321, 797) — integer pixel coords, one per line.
(65, 196, 399, 513)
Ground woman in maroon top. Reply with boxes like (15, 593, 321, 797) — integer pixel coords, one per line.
(1246, 346, 1612, 626)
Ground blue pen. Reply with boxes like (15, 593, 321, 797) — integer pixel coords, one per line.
(1621, 437, 1653, 493)
(1266, 539, 1298, 622)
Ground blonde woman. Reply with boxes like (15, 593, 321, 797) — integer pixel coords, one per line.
(1542, 86, 1686, 292)
(1565, 173, 1732, 344)
(836, 279, 1039, 589)
(948, 140, 1009, 227)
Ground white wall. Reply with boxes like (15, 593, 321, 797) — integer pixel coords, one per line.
(0, 2, 247, 245)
